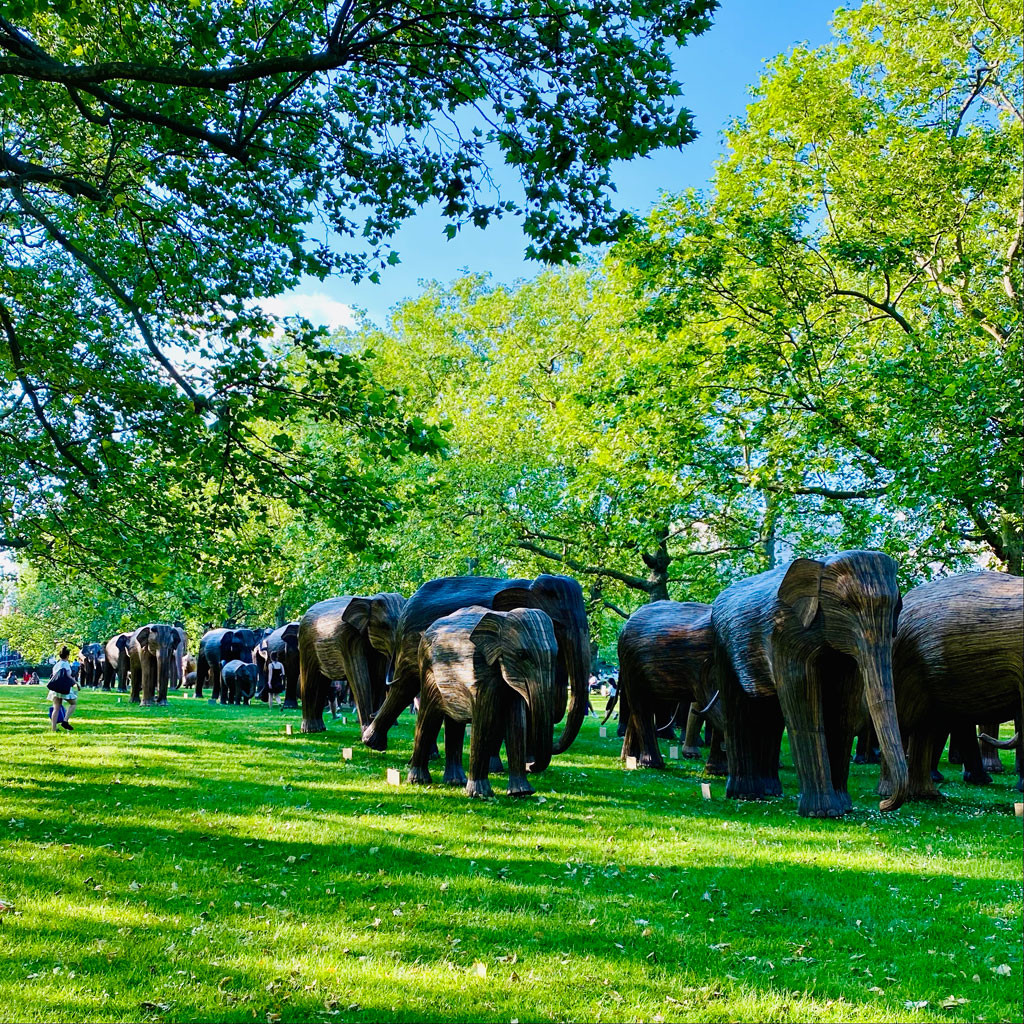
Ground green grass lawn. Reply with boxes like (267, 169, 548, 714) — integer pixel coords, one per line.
(0, 687, 1020, 1024)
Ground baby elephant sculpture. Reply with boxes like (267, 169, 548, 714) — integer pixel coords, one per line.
(408, 606, 558, 798)
(712, 550, 909, 818)
(221, 660, 260, 705)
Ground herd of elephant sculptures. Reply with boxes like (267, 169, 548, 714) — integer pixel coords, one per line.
(77, 551, 1023, 817)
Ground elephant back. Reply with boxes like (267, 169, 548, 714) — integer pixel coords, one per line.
(894, 571, 1023, 717)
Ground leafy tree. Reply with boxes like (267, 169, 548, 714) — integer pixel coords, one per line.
(0, 0, 718, 577)
(620, 0, 1023, 572)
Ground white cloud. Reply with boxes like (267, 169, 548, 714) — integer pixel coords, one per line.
(258, 292, 358, 332)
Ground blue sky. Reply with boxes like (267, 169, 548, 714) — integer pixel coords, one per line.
(274, 0, 842, 329)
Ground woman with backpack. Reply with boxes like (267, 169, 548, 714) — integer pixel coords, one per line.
(47, 647, 77, 732)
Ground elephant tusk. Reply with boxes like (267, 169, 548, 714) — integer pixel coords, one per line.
(979, 732, 1020, 750)
(698, 690, 720, 716)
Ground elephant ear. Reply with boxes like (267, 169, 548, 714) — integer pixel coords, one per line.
(136, 625, 151, 645)
(491, 585, 534, 614)
(282, 622, 300, 648)
(778, 558, 823, 628)
(116, 634, 130, 651)
(342, 598, 371, 634)
(469, 612, 507, 666)
(170, 629, 183, 652)
(892, 593, 904, 637)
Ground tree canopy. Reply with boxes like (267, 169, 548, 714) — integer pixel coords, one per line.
(3, 0, 1021, 663)
(0, 0, 717, 579)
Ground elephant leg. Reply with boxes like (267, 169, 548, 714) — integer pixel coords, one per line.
(723, 671, 784, 801)
(893, 728, 941, 800)
(361, 666, 421, 751)
(682, 703, 704, 758)
(283, 664, 299, 710)
(466, 687, 502, 799)
(442, 717, 469, 786)
(947, 732, 962, 765)
(979, 721, 1005, 774)
(821, 659, 859, 813)
(776, 652, 847, 818)
(142, 655, 157, 706)
(210, 663, 222, 704)
(704, 726, 728, 776)
(130, 663, 142, 704)
(504, 693, 534, 797)
(487, 732, 505, 776)
(407, 685, 443, 785)
(954, 722, 992, 786)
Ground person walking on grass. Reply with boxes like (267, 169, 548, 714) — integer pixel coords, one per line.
(47, 647, 77, 732)
(266, 655, 286, 709)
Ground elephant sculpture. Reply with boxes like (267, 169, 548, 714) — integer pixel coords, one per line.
(362, 574, 590, 755)
(104, 632, 133, 692)
(887, 570, 1023, 798)
(711, 550, 909, 818)
(127, 623, 183, 706)
(408, 606, 558, 797)
(254, 622, 300, 708)
(79, 643, 104, 688)
(617, 600, 725, 769)
(196, 627, 263, 702)
(299, 595, 406, 733)
(221, 659, 260, 704)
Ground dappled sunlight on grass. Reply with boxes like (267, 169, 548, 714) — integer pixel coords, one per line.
(1, 688, 1020, 1023)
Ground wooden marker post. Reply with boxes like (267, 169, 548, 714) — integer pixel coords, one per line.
(386, 768, 401, 786)
(342, 747, 353, 761)
(599, 726, 607, 738)
(701, 783, 712, 800)
(625, 756, 638, 770)
(1015, 802, 1023, 818)
(669, 744, 679, 760)
(285, 723, 292, 735)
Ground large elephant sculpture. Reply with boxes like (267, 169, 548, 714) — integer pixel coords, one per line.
(617, 600, 724, 768)
(361, 574, 590, 755)
(254, 622, 300, 709)
(196, 627, 263, 702)
(221, 659, 260, 704)
(408, 606, 558, 798)
(79, 643, 104, 688)
(711, 550, 909, 818)
(128, 623, 183, 706)
(886, 571, 1023, 798)
(298, 594, 406, 733)
(104, 632, 133, 692)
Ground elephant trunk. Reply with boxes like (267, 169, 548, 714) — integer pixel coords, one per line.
(154, 648, 164, 702)
(347, 641, 378, 731)
(525, 672, 555, 774)
(863, 648, 908, 812)
(551, 633, 590, 756)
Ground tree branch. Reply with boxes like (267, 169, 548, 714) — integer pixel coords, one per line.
(516, 539, 656, 594)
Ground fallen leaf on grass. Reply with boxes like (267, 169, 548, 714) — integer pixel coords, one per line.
(940, 996, 968, 1008)
(140, 1002, 170, 1012)
(993, 964, 1011, 976)
(904, 1000, 928, 1009)
(474, 962, 487, 978)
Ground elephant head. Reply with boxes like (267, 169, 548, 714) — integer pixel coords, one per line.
(777, 551, 909, 811)
(470, 607, 559, 773)
(337, 592, 407, 713)
(492, 574, 590, 754)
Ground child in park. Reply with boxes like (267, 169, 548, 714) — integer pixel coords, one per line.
(47, 647, 77, 732)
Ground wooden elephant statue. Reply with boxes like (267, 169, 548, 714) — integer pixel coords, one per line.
(298, 594, 406, 733)
(407, 606, 558, 798)
(886, 570, 1023, 799)
(128, 623, 183, 706)
(617, 600, 724, 770)
(712, 550, 909, 818)
(363, 574, 590, 756)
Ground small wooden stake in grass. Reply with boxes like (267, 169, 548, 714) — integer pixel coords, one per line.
(599, 726, 607, 738)
(386, 768, 401, 786)
(625, 755, 638, 770)
(701, 783, 712, 800)
(342, 747, 353, 761)
(342, 715, 347, 724)
(285, 723, 292, 735)
(669, 744, 679, 760)
(1015, 802, 1023, 818)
